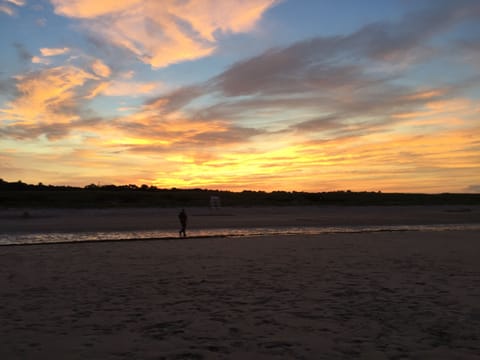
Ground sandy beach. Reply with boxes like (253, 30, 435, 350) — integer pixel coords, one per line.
(1, 206, 480, 359)
(1, 205, 479, 234)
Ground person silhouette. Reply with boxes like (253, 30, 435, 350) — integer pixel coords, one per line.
(178, 209, 187, 237)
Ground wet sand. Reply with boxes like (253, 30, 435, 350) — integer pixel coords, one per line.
(1, 206, 480, 359)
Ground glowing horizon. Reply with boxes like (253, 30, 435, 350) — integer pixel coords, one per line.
(1, 0, 479, 193)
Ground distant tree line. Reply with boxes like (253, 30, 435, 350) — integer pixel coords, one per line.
(0, 179, 479, 208)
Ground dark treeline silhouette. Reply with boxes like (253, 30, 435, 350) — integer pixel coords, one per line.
(1, 179, 479, 208)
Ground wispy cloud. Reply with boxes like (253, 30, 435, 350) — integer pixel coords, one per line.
(50, 0, 278, 67)
(145, 0, 480, 133)
(0, 0, 24, 16)
(101, 81, 160, 97)
(5, 0, 479, 146)
(90, 59, 111, 78)
(2, 0, 479, 191)
(6, 0, 25, 6)
(0, 66, 99, 139)
(13, 42, 32, 62)
(36, 17, 47, 27)
(31, 47, 71, 65)
(87, 0, 477, 191)
(0, 4, 14, 16)
(32, 56, 51, 65)
(40, 47, 71, 56)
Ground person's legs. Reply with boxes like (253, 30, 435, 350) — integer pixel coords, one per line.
(179, 224, 186, 237)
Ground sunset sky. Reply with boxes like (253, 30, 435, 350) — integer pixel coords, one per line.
(1, 0, 479, 193)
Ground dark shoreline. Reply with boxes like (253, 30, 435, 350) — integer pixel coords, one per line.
(1, 179, 480, 208)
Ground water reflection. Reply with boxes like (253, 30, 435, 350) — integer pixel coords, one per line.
(2, 223, 480, 246)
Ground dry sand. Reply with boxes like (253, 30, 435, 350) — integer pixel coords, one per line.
(1, 205, 479, 234)
(1, 206, 480, 359)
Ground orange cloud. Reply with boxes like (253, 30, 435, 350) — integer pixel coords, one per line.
(1, 66, 97, 127)
(40, 47, 70, 56)
(96, 114, 231, 148)
(3, 112, 477, 192)
(50, 0, 278, 67)
(101, 81, 160, 96)
(393, 98, 477, 128)
(164, 0, 277, 41)
(91, 59, 111, 78)
(84, 81, 110, 100)
(62, 82, 477, 192)
(51, 0, 140, 18)
(31, 56, 50, 65)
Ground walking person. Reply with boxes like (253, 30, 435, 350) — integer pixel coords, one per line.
(178, 209, 187, 237)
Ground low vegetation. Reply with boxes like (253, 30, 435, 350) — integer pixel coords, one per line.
(1, 179, 479, 208)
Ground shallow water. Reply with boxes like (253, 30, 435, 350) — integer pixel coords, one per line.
(1, 223, 480, 246)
